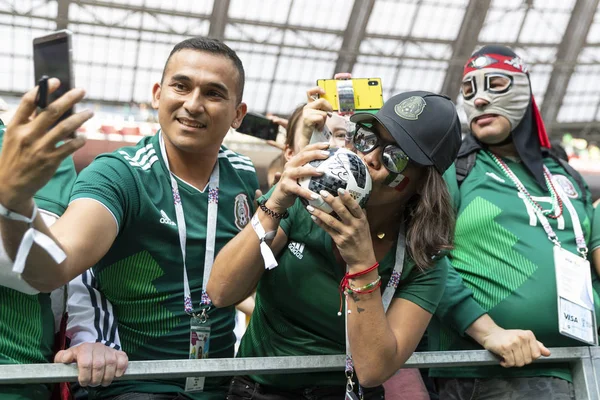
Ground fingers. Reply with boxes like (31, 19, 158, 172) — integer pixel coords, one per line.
(278, 177, 320, 203)
(54, 348, 75, 364)
(309, 206, 341, 237)
(52, 134, 87, 160)
(537, 341, 551, 357)
(306, 86, 325, 102)
(272, 172, 282, 185)
(512, 344, 527, 367)
(527, 331, 542, 360)
(266, 114, 288, 129)
(305, 98, 333, 113)
(12, 78, 61, 125)
(499, 346, 515, 368)
(315, 189, 353, 224)
(287, 144, 330, 168)
(45, 109, 93, 147)
(30, 87, 87, 134)
(68, 343, 127, 387)
(314, 187, 364, 227)
(114, 351, 129, 379)
(307, 192, 345, 233)
(498, 331, 539, 368)
(98, 344, 117, 387)
(73, 345, 94, 387)
(337, 188, 364, 219)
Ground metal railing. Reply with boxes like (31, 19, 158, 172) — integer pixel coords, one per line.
(1, 347, 599, 399)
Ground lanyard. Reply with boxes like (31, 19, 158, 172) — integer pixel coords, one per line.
(553, 178, 588, 258)
(491, 153, 587, 258)
(159, 133, 219, 319)
(344, 221, 405, 397)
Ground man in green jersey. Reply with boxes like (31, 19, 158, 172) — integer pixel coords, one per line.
(0, 123, 128, 399)
(429, 45, 600, 399)
(0, 37, 257, 399)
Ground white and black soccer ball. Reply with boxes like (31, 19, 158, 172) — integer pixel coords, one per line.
(298, 148, 372, 214)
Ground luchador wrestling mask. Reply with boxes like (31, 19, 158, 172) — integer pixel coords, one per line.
(461, 52, 531, 131)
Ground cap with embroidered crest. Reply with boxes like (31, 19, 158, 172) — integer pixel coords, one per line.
(350, 90, 462, 173)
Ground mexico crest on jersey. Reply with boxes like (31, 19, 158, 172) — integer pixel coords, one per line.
(234, 193, 251, 230)
(554, 175, 578, 199)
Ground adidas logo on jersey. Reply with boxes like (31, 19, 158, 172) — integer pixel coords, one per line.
(288, 241, 305, 259)
(159, 210, 176, 226)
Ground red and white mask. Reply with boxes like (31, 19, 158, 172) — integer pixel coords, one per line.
(461, 53, 531, 131)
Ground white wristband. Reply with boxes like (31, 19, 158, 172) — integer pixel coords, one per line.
(251, 213, 278, 270)
(0, 202, 67, 274)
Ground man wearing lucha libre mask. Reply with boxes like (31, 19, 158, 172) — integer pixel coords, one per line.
(428, 45, 600, 400)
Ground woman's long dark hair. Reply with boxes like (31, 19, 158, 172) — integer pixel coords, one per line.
(405, 166, 455, 270)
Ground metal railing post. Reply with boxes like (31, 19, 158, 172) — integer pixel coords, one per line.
(570, 349, 598, 400)
(588, 347, 600, 399)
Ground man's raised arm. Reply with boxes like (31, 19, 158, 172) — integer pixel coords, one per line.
(0, 79, 117, 291)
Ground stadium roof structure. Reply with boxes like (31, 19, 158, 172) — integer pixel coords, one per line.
(2, 0, 600, 140)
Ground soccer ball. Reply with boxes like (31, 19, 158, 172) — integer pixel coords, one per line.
(298, 148, 372, 214)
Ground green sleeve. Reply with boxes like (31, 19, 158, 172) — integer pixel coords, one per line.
(0, 125, 76, 217)
(393, 257, 448, 314)
(435, 263, 487, 335)
(591, 203, 600, 253)
(437, 161, 487, 334)
(33, 156, 77, 217)
(69, 155, 139, 231)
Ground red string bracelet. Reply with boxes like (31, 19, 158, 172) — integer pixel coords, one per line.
(337, 262, 379, 316)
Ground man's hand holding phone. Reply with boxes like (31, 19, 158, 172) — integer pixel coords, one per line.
(0, 78, 91, 214)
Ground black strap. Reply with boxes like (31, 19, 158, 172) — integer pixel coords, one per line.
(455, 151, 477, 186)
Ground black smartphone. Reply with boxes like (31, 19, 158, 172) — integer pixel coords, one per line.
(33, 30, 74, 125)
(237, 112, 279, 141)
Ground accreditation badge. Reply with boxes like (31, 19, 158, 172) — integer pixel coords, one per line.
(185, 317, 211, 392)
(554, 246, 598, 345)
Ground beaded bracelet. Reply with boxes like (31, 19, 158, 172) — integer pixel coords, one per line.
(345, 275, 382, 295)
(339, 262, 379, 293)
(258, 199, 289, 220)
(338, 262, 380, 315)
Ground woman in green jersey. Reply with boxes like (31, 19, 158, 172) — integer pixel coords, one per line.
(209, 90, 462, 399)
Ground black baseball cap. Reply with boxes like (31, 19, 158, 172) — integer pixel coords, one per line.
(350, 90, 462, 173)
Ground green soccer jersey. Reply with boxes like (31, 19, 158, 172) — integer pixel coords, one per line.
(69, 133, 258, 399)
(592, 202, 600, 253)
(238, 190, 449, 389)
(0, 125, 77, 400)
(429, 150, 600, 382)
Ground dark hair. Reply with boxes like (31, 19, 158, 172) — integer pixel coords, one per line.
(161, 37, 245, 104)
(406, 166, 455, 270)
(284, 103, 306, 151)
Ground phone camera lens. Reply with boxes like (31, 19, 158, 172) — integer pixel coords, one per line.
(368, 80, 379, 86)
